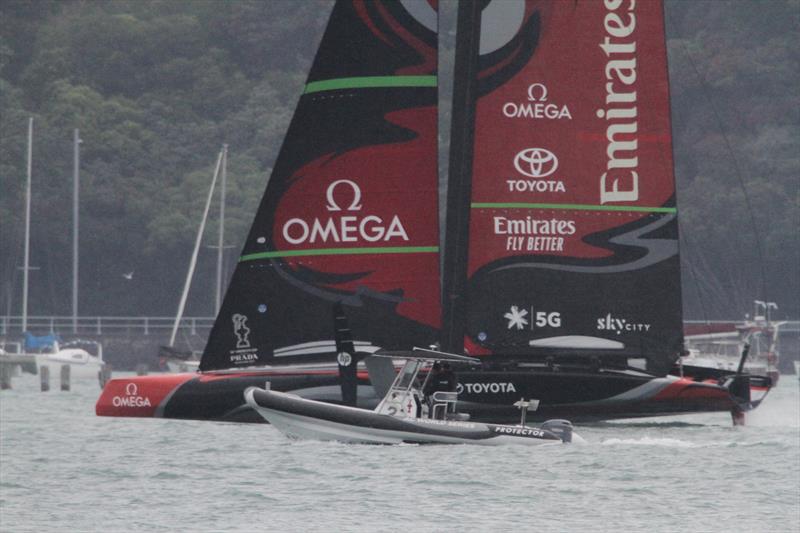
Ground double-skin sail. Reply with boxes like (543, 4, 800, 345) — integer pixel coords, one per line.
(201, 0, 441, 372)
(443, 0, 682, 375)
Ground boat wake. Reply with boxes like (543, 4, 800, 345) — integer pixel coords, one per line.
(592, 421, 707, 429)
(600, 436, 703, 448)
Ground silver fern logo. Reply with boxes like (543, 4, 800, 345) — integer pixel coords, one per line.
(504, 305, 529, 330)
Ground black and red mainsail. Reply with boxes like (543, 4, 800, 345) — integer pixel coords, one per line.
(201, 0, 441, 372)
(443, 0, 682, 374)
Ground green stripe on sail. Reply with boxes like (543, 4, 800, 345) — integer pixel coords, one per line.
(471, 202, 677, 214)
(304, 75, 437, 94)
(240, 246, 439, 262)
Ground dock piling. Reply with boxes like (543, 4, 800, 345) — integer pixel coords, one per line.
(60, 364, 70, 391)
(0, 364, 12, 390)
(40, 365, 50, 391)
(99, 365, 112, 388)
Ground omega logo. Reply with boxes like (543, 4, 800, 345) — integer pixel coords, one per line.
(527, 83, 548, 102)
(282, 179, 409, 245)
(326, 179, 363, 212)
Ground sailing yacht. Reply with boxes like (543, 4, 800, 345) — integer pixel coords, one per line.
(97, 0, 771, 425)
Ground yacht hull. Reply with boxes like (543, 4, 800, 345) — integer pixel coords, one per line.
(96, 365, 759, 424)
(36, 353, 105, 380)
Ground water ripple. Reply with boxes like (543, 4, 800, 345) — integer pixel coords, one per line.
(1, 374, 798, 532)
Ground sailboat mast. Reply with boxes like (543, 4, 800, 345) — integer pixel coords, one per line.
(215, 144, 227, 315)
(22, 117, 33, 333)
(441, 2, 482, 354)
(72, 128, 81, 334)
(169, 148, 224, 347)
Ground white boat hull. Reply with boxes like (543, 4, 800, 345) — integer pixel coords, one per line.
(165, 359, 199, 373)
(244, 387, 573, 446)
(36, 353, 104, 379)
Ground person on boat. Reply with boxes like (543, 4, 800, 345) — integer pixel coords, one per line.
(424, 362, 459, 418)
(423, 362, 443, 398)
(440, 362, 457, 390)
(440, 363, 458, 415)
(424, 362, 458, 395)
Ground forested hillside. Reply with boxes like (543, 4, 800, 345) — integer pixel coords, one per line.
(1, 0, 797, 320)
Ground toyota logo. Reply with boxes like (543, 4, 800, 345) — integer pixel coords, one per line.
(514, 148, 558, 178)
(125, 382, 138, 396)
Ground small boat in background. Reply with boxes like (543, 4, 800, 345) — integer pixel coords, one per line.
(245, 348, 576, 445)
(25, 333, 105, 380)
(680, 310, 784, 386)
(157, 345, 200, 373)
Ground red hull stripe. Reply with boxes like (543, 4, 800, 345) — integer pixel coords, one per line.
(652, 378, 730, 401)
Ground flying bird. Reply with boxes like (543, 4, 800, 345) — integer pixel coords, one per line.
(122, 271, 134, 280)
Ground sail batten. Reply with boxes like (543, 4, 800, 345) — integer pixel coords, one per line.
(471, 203, 677, 214)
(304, 75, 437, 93)
(240, 246, 440, 261)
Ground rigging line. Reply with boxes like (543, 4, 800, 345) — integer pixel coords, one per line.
(665, 9, 769, 309)
(693, 245, 734, 319)
(677, 217, 710, 325)
(684, 226, 729, 317)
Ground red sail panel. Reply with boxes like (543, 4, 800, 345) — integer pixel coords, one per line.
(201, 1, 440, 371)
(461, 0, 682, 372)
(270, 107, 439, 328)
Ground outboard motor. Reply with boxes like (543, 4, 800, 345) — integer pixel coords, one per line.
(541, 419, 573, 443)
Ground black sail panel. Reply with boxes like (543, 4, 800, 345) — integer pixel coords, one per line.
(201, 1, 440, 372)
(443, 0, 682, 374)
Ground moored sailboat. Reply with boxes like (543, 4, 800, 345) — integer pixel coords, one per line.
(97, 0, 771, 426)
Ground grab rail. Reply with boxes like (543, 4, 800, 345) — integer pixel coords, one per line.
(431, 391, 458, 420)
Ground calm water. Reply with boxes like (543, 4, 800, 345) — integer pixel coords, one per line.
(1, 372, 798, 532)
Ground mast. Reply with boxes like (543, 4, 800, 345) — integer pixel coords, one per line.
(22, 117, 32, 333)
(215, 144, 227, 315)
(169, 148, 223, 347)
(441, 2, 482, 354)
(72, 128, 81, 334)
